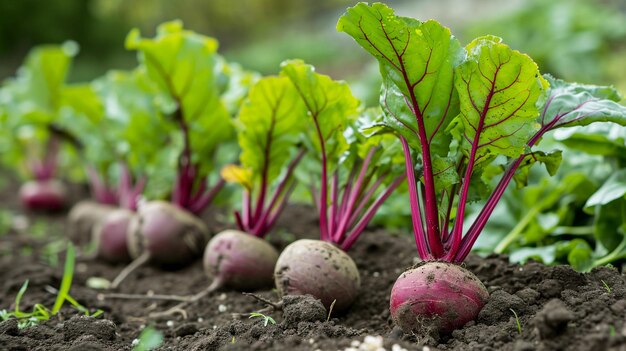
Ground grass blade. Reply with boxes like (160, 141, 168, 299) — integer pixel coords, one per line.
(52, 244, 75, 314)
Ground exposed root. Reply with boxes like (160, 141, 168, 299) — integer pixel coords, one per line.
(102, 292, 192, 302)
(242, 292, 283, 310)
(110, 252, 150, 289)
(147, 279, 222, 320)
(231, 292, 283, 319)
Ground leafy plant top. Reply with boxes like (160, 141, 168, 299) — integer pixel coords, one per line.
(338, 2, 626, 262)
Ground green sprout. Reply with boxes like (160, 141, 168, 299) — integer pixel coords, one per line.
(609, 325, 616, 337)
(601, 279, 612, 294)
(510, 308, 522, 335)
(249, 312, 276, 327)
(0, 244, 103, 328)
(133, 326, 163, 351)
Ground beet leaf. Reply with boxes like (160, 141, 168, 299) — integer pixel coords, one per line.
(126, 21, 233, 214)
(222, 75, 307, 237)
(0, 42, 80, 181)
(282, 60, 404, 248)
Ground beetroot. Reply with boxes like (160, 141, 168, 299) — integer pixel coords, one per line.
(92, 209, 134, 263)
(204, 230, 278, 291)
(274, 239, 360, 312)
(111, 201, 210, 288)
(19, 179, 67, 211)
(67, 201, 117, 246)
(390, 262, 488, 334)
(126, 201, 209, 265)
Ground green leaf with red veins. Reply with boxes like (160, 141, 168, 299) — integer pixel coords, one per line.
(234, 76, 306, 187)
(511, 150, 562, 188)
(454, 35, 548, 166)
(337, 3, 463, 156)
(126, 20, 231, 172)
(280, 60, 359, 165)
(540, 75, 626, 130)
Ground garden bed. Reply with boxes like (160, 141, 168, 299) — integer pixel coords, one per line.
(0, 176, 625, 351)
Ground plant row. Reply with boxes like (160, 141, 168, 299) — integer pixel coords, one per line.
(1, 2, 626, 335)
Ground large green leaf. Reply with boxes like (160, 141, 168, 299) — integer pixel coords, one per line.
(126, 21, 231, 166)
(592, 199, 626, 253)
(541, 75, 626, 130)
(553, 123, 626, 158)
(454, 35, 548, 164)
(337, 2, 462, 155)
(280, 60, 359, 164)
(585, 169, 626, 208)
(234, 76, 306, 187)
(14, 42, 78, 118)
(94, 69, 178, 199)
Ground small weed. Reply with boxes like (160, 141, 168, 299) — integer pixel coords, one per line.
(510, 308, 522, 335)
(249, 312, 276, 327)
(0, 209, 12, 236)
(601, 279, 611, 294)
(132, 326, 163, 351)
(609, 325, 616, 337)
(0, 244, 103, 328)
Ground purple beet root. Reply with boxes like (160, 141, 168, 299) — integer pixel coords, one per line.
(19, 179, 67, 212)
(67, 201, 117, 246)
(203, 230, 278, 291)
(127, 200, 210, 266)
(93, 209, 134, 263)
(390, 261, 489, 335)
(274, 239, 360, 312)
(111, 201, 210, 288)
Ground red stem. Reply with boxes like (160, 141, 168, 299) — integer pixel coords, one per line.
(446, 83, 497, 261)
(333, 147, 376, 243)
(346, 172, 387, 230)
(312, 115, 329, 241)
(189, 178, 225, 215)
(340, 175, 405, 251)
(262, 181, 297, 237)
(242, 190, 251, 228)
(329, 170, 339, 237)
(453, 117, 558, 262)
(338, 167, 356, 222)
(400, 136, 430, 259)
(248, 149, 305, 236)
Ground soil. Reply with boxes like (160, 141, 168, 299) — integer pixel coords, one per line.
(1, 172, 625, 351)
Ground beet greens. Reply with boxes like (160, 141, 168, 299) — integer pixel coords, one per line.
(126, 20, 234, 215)
(0, 43, 81, 210)
(338, 2, 626, 262)
(222, 75, 306, 237)
(282, 60, 405, 250)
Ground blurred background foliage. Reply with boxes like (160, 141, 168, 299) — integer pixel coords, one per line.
(2, 0, 624, 97)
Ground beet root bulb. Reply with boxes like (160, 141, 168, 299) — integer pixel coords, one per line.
(203, 230, 278, 291)
(127, 201, 210, 266)
(19, 179, 67, 212)
(390, 261, 489, 335)
(67, 201, 117, 246)
(274, 239, 360, 312)
(92, 209, 134, 263)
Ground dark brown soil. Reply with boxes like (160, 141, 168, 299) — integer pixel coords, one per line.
(1, 172, 625, 351)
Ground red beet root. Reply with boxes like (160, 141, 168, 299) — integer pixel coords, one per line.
(274, 239, 360, 312)
(67, 201, 117, 246)
(390, 262, 489, 334)
(19, 179, 67, 211)
(111, 201, 210, 288)
(127, 200, 210, 266)
(203, 230, 278, 291)
(93, 209, 134, 263)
